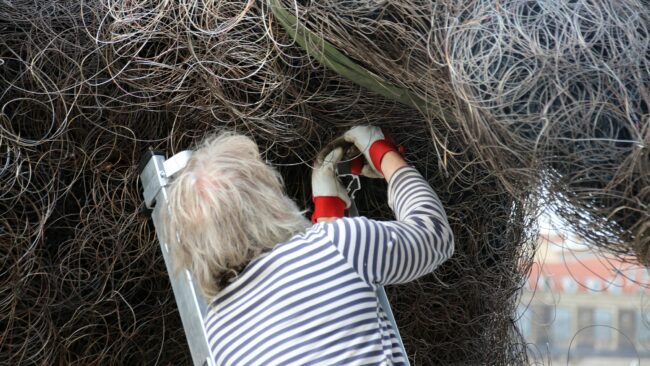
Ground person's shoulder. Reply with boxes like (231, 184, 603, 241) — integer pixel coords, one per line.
(313, 216, 364, 228)
(316, 216, 382, 236)
(272, 224, 332, 249)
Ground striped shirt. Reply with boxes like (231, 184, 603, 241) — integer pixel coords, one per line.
(205, 166, 454, 365)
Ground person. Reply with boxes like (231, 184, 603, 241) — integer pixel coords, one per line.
(162, 126, 455, 365)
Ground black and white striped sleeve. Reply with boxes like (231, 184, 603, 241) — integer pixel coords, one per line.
(324, 166, 454, 287)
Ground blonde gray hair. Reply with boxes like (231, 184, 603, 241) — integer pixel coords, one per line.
(161, 132, 309, 299)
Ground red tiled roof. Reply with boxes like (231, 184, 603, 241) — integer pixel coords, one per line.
(527, 255, 648, 294)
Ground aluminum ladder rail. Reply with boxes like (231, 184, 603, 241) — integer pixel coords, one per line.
(139, 150, 215, 366)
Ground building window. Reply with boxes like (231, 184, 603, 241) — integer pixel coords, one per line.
(532, 305, 552, 346)
(618, 309, 636, 350)
(577, 307, 595, 348)
(638, 311, 650, 347)
(537, 275, 554, 291)
(516, 305, 532, 341)
(561, 276, 577, 293)
(552, 307, 572, 348)
(584, 277, 602, 293)
(642, 269, 650, 284)
(606, 276, 624, 295)
(593, 309, 613, 349)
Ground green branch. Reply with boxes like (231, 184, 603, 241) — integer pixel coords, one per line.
(268, 0, 454, 122)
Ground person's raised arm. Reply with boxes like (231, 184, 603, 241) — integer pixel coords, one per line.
(322, 126, 454, 286)
(380, 150, 408, 183)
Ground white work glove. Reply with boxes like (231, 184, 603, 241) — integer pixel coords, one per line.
(343, 126, 399, 177)
(311, 147, 351, 223)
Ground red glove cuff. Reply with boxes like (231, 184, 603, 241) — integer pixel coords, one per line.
(311, 196, 347, 223)
(369, 139, 398, 174)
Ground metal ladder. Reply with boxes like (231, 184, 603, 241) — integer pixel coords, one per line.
(139, 150, 215, 366)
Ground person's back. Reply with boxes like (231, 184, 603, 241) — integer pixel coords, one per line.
(206, 162, 453, 365)
(163, 126, 454, 366)
(206, 220, 403, 365)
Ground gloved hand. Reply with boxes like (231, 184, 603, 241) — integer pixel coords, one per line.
(311, 147, 351, 223)
(343, 126, 399, 176)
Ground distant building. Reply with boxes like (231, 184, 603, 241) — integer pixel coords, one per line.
(519, 230, 650, 365)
